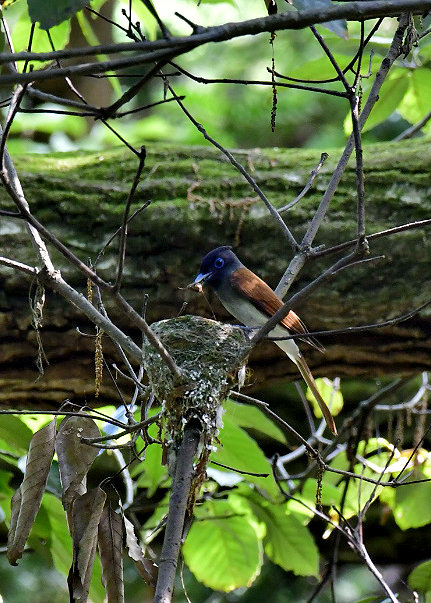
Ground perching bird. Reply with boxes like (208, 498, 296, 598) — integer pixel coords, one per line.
(193, 246, 337, 435)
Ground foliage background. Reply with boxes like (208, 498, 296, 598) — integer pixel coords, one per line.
(1, 1, 431, 602)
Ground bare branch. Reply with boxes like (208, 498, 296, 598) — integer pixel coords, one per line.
(0, 1, 429, 85)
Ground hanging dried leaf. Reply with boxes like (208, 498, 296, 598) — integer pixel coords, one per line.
(98, 503, 124, 603)
(124, 516, 158, 587)
(56, 416, 101, 513)
(7, 420, 57, 566)
(68, 487, 107, 603)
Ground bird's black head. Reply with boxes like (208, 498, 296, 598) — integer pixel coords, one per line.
(194, 246, 240, 289)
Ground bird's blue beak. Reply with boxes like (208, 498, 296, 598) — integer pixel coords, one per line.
(193, 272, 212, 285)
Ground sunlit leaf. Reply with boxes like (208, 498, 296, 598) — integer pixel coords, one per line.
(75, 9, 122, 97)
(141, 492, 169, 545)
(11, 104, 87, 138)
(344, 68, 409, 134)
(134, 440, 169, 497)
(90, 556, 106, 603)
(183, 499, 263, 592)
(325, 444, 393, 516)
(211, 415, 278, 497)
(393, 469, 431, 530)
(398, 68, 431, 124)
(236, 492, 319, 577)
(306, 377, 344, 418)
(224, 398, 287, 443)
(14, 4, 71, 67)
(198, 0, 237, 5)
(7, 420, 56, 565)
(409, 559, 431, 595)
(0, 416, 33, 454)
(290, 54, 352, 81)
(41, 493, 73, 575)
(27, 0, 88, 29)
(302, 478, 345, 510)
(18, 413, 54, 433)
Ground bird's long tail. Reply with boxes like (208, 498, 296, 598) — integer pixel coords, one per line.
(295, 354, 337, 435)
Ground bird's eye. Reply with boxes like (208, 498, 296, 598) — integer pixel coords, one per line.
(214, 257, 224, 268)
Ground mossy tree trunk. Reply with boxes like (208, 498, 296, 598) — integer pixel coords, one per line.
(1, 139, 431, 408)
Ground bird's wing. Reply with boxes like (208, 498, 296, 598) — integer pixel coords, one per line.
(230, 267, 305, 333)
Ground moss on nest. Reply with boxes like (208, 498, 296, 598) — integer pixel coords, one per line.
(142, 315, 249, 440)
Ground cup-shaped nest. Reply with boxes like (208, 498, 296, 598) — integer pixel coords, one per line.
(143, 315, 249, 437)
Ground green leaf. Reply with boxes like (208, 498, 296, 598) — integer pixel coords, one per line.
(306, 378, 344, 418)
(134, 441, 169, 497)
(76, 10, 122, 96)
(409, 559, 431, 594)
(211, 415, 279, 497)
(142, 492, 170, 545)
(27, 0, 88, 29)
(326, 444, 393, 516)
(0, 416, 33, 454)
(89, 555, 106, 603)
(13, 5, 71, 67)
(40, 493, 72, 575)
(393, 469, 431, 530)
(224, 398, 287, 443)
(183, 499, 263, 592)
(290, 54, 352, 81)
(345, 69, 409, 134)
(398, 69, 431, 124)
(237, 492, 319, 577)
(302, 478, 345, 509)
(10, 104, 87, 138)
(198, 0, 237, 5)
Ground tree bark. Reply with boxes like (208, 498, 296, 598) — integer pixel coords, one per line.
(1, 139, 431, 407)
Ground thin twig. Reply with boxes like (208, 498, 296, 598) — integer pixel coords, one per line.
(113, 148, 146, 292)
(167, 82, 298, 250)
(275, 14, 411, 298)
(278, 152, 329, 213)
(393, 108, 431, 141)
(311, 218, 431, 259)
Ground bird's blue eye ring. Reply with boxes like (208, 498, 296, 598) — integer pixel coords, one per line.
(214, 257, 224, 268)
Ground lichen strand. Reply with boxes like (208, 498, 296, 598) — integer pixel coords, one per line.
(142, 315, 248, 443)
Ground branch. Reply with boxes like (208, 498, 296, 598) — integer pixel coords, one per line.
(393, 108, 431, 141)
(275, 13, 411, 298)
(0, 1, 429, 85)
(113, 147, 146, 292)
(167, 84, 298, 250)
(154, 420, 201, 603)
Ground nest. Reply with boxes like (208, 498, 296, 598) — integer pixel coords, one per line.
(142, 315, 249, 440)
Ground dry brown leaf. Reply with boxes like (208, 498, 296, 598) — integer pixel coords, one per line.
(7, 420, 57, 565)
(124, 516, 158, 587)
(56, 415, 101, 513)
(68, 487, 107, 603)
(98, 503, 124, 603)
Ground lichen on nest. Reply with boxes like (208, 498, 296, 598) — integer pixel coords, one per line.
(142, 315, 249, 440)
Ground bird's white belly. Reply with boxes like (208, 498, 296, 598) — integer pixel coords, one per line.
(218, 294, 300, 362)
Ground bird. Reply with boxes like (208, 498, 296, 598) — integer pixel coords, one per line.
(193, 246, 337, 435)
